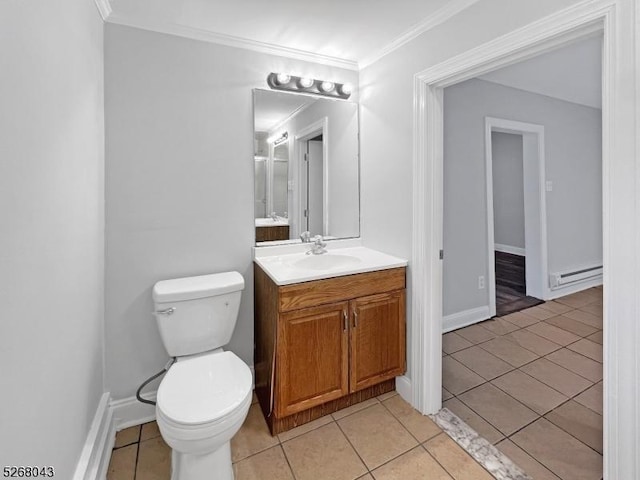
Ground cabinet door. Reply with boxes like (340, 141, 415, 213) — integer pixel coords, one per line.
(277, 302, 349, 416)
(350, 291, 406, 392)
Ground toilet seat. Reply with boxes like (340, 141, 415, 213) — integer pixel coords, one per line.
(157, 351, 252, 427)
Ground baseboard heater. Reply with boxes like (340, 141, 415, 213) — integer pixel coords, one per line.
(549, 265, 603, 290)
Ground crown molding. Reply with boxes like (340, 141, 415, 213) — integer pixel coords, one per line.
(98, 0, 479, 71)
(359, 0, 482, 69)
(93, 0, 111, 21)
(104, 12, 359, 71)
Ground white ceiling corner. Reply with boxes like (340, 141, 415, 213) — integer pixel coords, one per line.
(94, 0, 112, 21)
(100, 0, 481, 70)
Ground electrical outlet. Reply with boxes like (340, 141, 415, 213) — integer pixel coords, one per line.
(478, 275, 485, 289)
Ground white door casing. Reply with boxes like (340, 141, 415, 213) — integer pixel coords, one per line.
(410, 1, 639, 479)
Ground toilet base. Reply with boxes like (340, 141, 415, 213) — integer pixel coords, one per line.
(171, 441, 233, 480)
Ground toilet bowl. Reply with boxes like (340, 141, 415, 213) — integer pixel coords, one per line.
(152, 272, 251, 480)
(156, 351, 252, 480)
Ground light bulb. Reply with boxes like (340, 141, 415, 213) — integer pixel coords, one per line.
(320, 81, 335, 92)
(276, 73, 290, 85)
(339, 83, 353, 95)
(299, 77, 314, 88)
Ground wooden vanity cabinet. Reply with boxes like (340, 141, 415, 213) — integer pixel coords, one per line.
(279, 302, 350, 416)
(254, 264, 406, 434)
(349, 291, 406, 392)
(255, 225, 290, 242)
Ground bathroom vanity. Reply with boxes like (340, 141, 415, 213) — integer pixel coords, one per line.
(253, 244, 407, 434)
(251, 89, 405, 434)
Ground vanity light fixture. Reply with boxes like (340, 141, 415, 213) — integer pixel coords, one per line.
(267, 131, 288, 146)
(267, 73, 351, 99)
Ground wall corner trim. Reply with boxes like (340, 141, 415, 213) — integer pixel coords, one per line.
(72, 393, 115, 480)
(93, 0, 112, 21)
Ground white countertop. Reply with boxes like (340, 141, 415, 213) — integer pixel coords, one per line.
(253, 239, 408, 285)
(255, 217, 289, 227)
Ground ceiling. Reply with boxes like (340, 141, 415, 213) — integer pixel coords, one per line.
(104, 0, 478, 68)
(254, 91, 316, 132)
(479, 35, 602, 109)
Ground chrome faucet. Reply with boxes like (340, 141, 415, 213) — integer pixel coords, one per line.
(270, 212, 278, 221)
(300, 231, 311, 243)
(306, 235, 327, 255)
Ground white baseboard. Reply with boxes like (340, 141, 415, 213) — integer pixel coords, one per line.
(494, 243, 526, 256)
(395, 375, 412, 403)
(443, 306, 492, 333)
(73, 393, 115, 480)
(110, 391, 157, 430)
(545, 276, 603, 300)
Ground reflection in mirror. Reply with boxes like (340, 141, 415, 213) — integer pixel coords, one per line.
(253, 89, 359, 245)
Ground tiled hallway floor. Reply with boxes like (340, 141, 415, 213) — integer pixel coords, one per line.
(108, 391, 494, 480)
(442, 287, 603, 480)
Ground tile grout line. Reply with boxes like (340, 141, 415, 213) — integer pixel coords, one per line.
(419, 434, 473, 480)
(332, 412, 375, 475)
(334, 397, 434, 477)
(133, 432, 141, 480)
(276, 443, 298, 480)
(537, 398, 604, 457)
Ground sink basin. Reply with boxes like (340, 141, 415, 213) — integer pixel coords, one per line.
(293, 254, 362, 271)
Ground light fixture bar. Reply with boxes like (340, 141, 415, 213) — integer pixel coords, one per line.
(267, 131, 288, 145)
(267, 73, 352, 99)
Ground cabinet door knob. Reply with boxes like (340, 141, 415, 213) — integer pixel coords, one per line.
(343, 310, 348, 331)
(353, 310, 358, 328)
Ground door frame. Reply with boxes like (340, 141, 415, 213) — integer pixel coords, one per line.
(409, 1, 639, 478)
(293, 117, 329, 236)
(485, 117, 548, 316)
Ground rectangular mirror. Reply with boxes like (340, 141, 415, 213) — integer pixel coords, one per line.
(253, 89, 359, 245)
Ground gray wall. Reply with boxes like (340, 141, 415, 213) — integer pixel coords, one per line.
(443, 79, 602, 315)
(492, 132, 525, 250)
(104, 24, 358, 399)
(0, 0, 105, 475)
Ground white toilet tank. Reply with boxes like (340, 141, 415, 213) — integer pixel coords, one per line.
(152, 272, 244, 358)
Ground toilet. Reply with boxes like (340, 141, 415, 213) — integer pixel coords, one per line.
(152, 271, 252, 480)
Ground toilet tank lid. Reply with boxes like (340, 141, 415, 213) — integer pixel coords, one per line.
(153, 272, 244, 303)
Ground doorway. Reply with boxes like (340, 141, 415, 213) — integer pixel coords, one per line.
(294, 118, 328, 238)
(301, 134, 324, 234)
(408, 4, 629, 477)
(485, 119, 548, 317)
(437, 34, 604, 478)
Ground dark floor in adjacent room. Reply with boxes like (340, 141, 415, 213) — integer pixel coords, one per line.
(495, 251, 543, 316)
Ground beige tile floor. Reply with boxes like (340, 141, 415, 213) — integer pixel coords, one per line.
(107, 391, 494, 480)
(442, 286, 603, 480)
